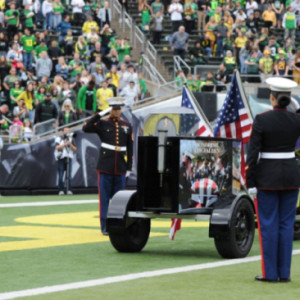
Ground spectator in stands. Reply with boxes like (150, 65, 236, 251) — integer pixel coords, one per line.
(48, 39, 62, 77)
(138, 73, 147, 100)
(223, 50, 236, 79)
(246, 0, 258, 17)
(36, 51, 52, 80)
(56, 15, 72, 44)
(23, 118, 33, 142)
(291, 0, 300, 25)
(13, 98, 29, 122)
(168, 0, 183, 33)
(4, 2, 20, 39)
(234, 8, 247, 25)
(42, 0, 54, 30)
(188, 40, 207, 64)
(21, 68, 37, 87)
(35, 85, 46, 104)
(104, 48, 119, 70)
(283, 6, 297, 46)
(223, 10, 234, 34)
(234, 30, 248, 64)
(97, 1, 111, 28)
(107, 76, 118, 97)
(214, 18, 228, 57)
(88, 54, 106, 74)
(92, 66, 106, 86)
(58, 99, 77, 126)
(174, 69, 184, 87)
(52, 75, 63, 93)
(3, 68, 21, 110)
(115, 38, 131, 62)
(139, 0, 153, 32)
(292, 50, 300, 84)
(245, 46, 261, 83)
(268, 36, 278, 59)
(199, 33, 213, 55)
(96, 79, 113, 112)
(122, 64, 138, 89)
(100, 24, 114, 55)
(271, 0, 284, 29)
(86, 26, 100, 44)
(74, 35, 88, 62)
(0, 32, 8, 57)
(64, 29, 75, 56)
(16, 81, 35, 122)
(71, 0, 85, 27)
(0, 104, 9, 125)
(68, 52, 85, 80)
(183, 2, 196, 34)
(79, 69, 89, 86)
(171, 25, 189, 60)
(34, 39, 48, 59)
(274, 50, 289, 77)
(259, 48, 273, 81)
(7, 43, 23, 69)
(82, 14, 99, 36)
(52, 0, 64, 30)
(120, 80, 139, 108)
(90, 41, 102, 62)
(150, 11, 163, 45)
(262, 5, 276, 28)
(77, 75, 97, 117)
(204, 16, 217, 51)
(55, 56, 69, 80)
(215, 63, 228, 84)
(239, 40, 252, 74)
(58, 80, 77, 107)
(10, 81, 24, 107)
(196, 0, 207, 32)
(35, 92, 58, 125)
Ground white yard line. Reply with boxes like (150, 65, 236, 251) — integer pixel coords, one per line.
(1, 250, 300, 300)
(0, 200, 98, 208)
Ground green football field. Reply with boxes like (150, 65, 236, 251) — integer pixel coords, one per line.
(1, 195, 300, 300)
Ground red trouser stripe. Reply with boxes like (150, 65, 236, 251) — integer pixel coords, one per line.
(97, 171, 101, 229)
(254, 197, 266, 278)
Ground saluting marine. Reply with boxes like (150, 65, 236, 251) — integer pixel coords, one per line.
(246, 77, 300, 282)
(82, 98, 133, 235)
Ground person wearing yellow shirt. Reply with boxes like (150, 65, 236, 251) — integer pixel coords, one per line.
(16, 82, 35, 123)
(96, 80, 113, 111)
(106, 65, 120, 90)
(234, 30, 248, 65)
(262, 5, 277, 27)
(82, 15, 99, 35)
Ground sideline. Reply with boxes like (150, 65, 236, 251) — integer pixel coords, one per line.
(0, 200, 98, 208)
(1, 250, 300, 300)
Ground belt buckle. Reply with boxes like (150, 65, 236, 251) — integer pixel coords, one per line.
(115, 146, 121, 151)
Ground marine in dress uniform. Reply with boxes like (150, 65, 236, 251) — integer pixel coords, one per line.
(246, 77, 300, 282)
(82, 99, 133, 235)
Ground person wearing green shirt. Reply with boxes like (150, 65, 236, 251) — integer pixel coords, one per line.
(68, 53, 85, 78)
(4, 2, 19, 38)
(35, 86, 47, 104)
(116, 38, 131, 62)
(151, 0, 164, 14)
(53, 0, 65, 29)
(23, 4, 35, 32)
(20, 28, 36, 70)
(139, 73, 147, 99)
(10, 81, 24, 107)
(34, 41, 48, 59)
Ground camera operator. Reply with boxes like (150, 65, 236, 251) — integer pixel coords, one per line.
(54, 126, 77, 195)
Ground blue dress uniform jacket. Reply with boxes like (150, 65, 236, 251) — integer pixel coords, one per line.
(82, 113, 133, 175)
(246, 108, 300, 190)
(246, 106, 300, 281)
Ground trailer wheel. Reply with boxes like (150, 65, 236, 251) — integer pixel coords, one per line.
(214, 198, 255, 258)
(109, 218, 151, 253)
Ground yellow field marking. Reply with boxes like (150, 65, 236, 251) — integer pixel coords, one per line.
(15, 211, 209, 228)
(0, 212, 208, 252)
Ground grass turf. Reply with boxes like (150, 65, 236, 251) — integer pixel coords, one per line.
(0, 195, 300, 299)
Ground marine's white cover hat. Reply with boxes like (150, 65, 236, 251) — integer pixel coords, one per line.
(265, 77, 297, 92)
(106, 97, 125, 108)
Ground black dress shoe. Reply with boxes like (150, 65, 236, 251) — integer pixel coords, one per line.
(255, 275, 277, 282)
(102, 231, 109, 236)
(279, 278, 291, 283)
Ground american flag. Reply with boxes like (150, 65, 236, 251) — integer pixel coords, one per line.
(214, 72, 252, 143)
(181, 86, 212, 137)
(214, 72, 253, 186)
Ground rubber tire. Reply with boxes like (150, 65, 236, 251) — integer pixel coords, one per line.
(109, 218, 151, 253)
(214, 198, 255, 259)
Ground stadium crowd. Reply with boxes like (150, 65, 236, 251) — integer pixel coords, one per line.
(0, 0, 148, 142)
(1, 0, 300, 141)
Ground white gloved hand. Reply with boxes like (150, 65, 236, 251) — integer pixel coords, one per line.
(248, 187, 257, 198)
(290, 97, 300, 112)
(98, 107, 112, 117)
(126, 171, 131, 178)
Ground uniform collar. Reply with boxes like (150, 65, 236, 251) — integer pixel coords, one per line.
(274, 105, 287, 111)
(109, 116, 120, 122)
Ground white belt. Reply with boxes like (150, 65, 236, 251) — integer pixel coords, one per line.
(260, 152, 295, 159)
(101, 142, 126, 152)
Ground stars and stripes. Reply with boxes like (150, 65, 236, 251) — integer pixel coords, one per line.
(191, 178, 219, 207)
(214, 72, 252, 143)
(181, 86, 213, 137)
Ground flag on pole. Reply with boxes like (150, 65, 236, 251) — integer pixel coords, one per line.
(213, 71, 253, 185)
(181, 86, 213, 137)
(170, 86, 213, 240)
(214, 71, 253, 143)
